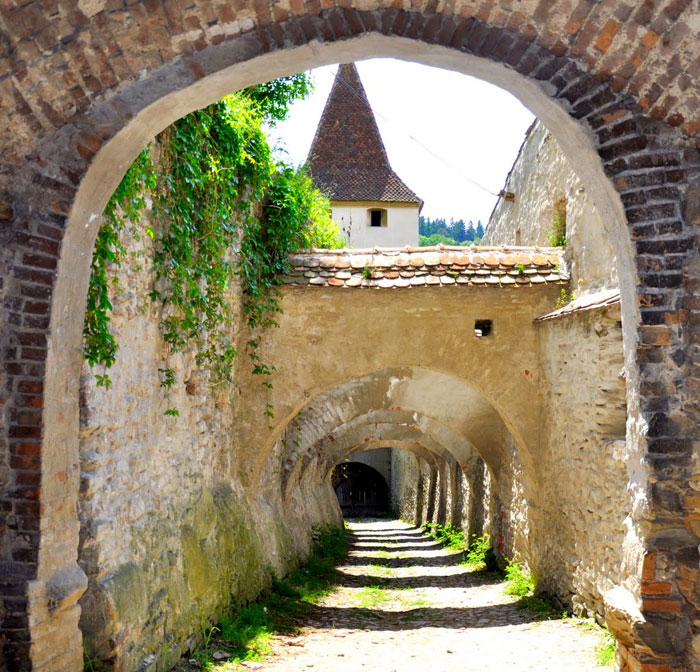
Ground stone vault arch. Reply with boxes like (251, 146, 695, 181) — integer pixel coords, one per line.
(264, 368, 514, 497)
(267, 366, 536, 582)
(0, 3, 697, 670)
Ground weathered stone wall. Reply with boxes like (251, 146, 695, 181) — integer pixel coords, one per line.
(76, 230, 341, 670)
(481, 113, 629, 621)
(484, 120, 618, 295)
(389, 449, 419, 520)
(535, 303, 628, 618)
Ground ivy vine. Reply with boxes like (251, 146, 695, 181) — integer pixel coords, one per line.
(83, 75, 343, 414)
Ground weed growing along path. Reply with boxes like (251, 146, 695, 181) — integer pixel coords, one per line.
(244, 519, 608, 672)
(183, 519, 611, 671)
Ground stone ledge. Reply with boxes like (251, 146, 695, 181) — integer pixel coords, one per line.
(535, 288, 621, 322)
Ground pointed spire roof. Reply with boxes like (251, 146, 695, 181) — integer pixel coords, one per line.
(307, 63, 422, 206)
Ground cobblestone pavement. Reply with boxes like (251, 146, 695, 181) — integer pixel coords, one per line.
(249, 519, 608, 672)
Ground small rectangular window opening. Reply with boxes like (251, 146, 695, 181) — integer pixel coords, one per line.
(474, 319, 492, 338)
(370, 210, 383, 227)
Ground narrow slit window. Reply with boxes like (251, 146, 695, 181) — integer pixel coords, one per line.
(474, 320, 492, 338)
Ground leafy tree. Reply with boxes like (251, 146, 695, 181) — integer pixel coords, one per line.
(241, 73, 313, 126)
(476, 221, 485, 239)
(420, 233, 460, 246)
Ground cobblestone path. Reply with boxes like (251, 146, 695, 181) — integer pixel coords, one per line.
(250, 519, 607, 672)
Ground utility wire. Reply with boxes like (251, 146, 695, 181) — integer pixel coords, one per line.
(328, 68, 502, 199)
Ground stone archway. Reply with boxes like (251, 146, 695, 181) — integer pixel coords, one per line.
(0, 3, 698, 670)
(265, 365, 547, 594)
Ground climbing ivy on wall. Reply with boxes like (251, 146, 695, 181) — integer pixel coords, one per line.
(83, 75, 343, 408)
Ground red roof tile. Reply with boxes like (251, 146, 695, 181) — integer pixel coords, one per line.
(283, 245, 569, 289)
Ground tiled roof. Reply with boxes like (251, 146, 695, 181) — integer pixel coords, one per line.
(310, 167, 423, 203)
(283, 246, 568, 289)
(535, 288, 620, 321)
(307, 63, 422, 206)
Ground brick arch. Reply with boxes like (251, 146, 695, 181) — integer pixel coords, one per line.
(0, 3, 697, 671)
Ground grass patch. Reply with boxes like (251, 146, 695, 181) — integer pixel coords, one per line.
(595, 626, 616, 667)
(356, 585, 390, 608)
(367, 562, 393, 578)
(574, 619, 616, 667)
(404, 594, 430, 608)
(191, 524, 347, 668)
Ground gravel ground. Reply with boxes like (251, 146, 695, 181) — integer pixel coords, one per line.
(245, 519, 608, 672)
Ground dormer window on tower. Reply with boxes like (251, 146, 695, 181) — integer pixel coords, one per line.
(369, 209, 387, 227)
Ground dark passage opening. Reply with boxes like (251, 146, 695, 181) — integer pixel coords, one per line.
(332, 462, 389, 517)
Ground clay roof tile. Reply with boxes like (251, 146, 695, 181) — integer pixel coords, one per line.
(307, 63, 422, 206)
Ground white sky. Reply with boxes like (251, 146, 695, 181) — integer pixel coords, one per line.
(265, 58, 535, 225)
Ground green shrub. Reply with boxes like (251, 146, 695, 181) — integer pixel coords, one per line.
(503, 560, 535, 596)
(546, 212, 566, 247)
(423, 522, 467, 552)
(516, 594, 565, 619)
(465, 534, 497, 569)
(595, 627, 616, 667)
(555, 287, 575, 308)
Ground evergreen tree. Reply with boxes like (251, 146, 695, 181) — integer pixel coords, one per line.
(466, 221, 476, 242)
(417, 216, 482, 246)
(450, 219, 467, 242)
(419, 215, 429, 237)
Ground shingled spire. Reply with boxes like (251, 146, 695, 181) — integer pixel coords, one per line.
(307, 63, 422, 205)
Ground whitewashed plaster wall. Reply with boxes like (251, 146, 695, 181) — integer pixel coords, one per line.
(330, 201, 419, 248)
(349, 447, 392, 486)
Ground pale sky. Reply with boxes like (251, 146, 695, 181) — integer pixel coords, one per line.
(265, 58, 535, 225)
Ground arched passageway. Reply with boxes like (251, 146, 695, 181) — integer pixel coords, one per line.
(0, 3, 698, 671)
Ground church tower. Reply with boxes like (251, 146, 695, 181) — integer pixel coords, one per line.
(307, 63, 422, 247)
